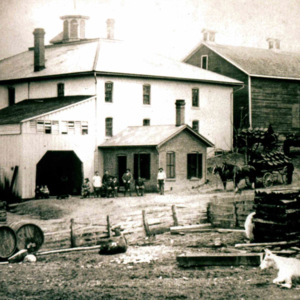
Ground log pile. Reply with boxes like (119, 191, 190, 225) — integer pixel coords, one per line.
(253, 189, 300, 242)
(250, 151, 291, 168)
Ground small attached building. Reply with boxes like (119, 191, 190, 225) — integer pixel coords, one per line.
(99, 100, 214, 192)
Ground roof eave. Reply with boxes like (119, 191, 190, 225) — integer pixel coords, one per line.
(99, 144, 157, 149)
(249, 74, 300, 81)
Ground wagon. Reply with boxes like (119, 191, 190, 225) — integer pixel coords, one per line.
(249, 160, 288, 188)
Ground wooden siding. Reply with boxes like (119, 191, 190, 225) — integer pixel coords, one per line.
(0, 124, 21, 135)
(251, 77, 300, 134)
(185, 45, 249, 129)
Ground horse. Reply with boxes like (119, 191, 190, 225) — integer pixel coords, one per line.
(213, 162, 256, 191)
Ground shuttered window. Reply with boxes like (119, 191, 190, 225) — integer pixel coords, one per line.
(166, 152, 176, 178)
(105, 82, 113, 102)
(187, 153, 203, 179)
(143, 84, 151, 105)
(105, 117, 113, 137)
(192, 88, 199, 107)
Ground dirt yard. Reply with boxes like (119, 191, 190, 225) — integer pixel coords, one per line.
(1, 186, 300, 299)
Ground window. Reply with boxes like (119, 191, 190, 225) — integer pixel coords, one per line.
(57, 83, 65, 97)
(44, 121, 52, 134)
(192, 120, 199, 132)
(81, 121, 88, 134)
(37, 121, 44, 133)
(134, 153, 151, 180)
(70, 19, 78, 39)
(105, 82, 113, 102)
(166, 152, 175, 178)
(105, 117, 113, 137)
(143, 84, 151, 105)
(192, 88, 199, 107)
(201, 55, 208, 69)
(187, 153, 203, 179)
(143, 119, 150, 126)
(68, 121, 75, 134)
(61, 121, 68, 134)
(8, 87, 15, 106)
(52, 121, 59, 134)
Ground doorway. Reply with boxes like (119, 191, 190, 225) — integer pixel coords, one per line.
(117, 156, 127, 186)
(36, 151, 83, 196)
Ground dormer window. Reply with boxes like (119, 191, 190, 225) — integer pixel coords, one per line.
(201, 55, 208, 69)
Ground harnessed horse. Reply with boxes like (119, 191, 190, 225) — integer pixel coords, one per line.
(213, 162, 256, 191)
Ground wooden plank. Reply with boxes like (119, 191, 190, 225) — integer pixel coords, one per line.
(36, 245, 101, 256)
(217, 229, 245, 233)
(235, 240, 300, 248)
(170, 224, 212, 234)
(177, 253, 263, 267)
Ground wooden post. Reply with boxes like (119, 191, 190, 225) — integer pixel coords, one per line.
(106, 215, 111, 238)
(70, 218, 76, 248)
(171, 205, 179, 226)
(142, 210, 151, 237)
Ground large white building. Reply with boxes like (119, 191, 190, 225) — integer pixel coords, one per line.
(0, 15, 241, 199)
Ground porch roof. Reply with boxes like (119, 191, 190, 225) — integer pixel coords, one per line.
(99, 124, 214, 148)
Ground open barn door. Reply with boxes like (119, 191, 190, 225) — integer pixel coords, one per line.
(36, 151, 83, 196)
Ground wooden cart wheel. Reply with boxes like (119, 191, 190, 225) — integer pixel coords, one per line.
(263, 172, 273, 188)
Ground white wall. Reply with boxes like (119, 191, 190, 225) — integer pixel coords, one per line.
(96, 76, 233, 151)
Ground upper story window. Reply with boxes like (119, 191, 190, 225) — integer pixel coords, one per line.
(8, 87, 15, 106)
(143, 84, 151, 105)
(192, 120, 199, 132)
(105, 81, 113, 103)
(166, 152, 176, 179)
(105, 117, 113, 137)
(201, 55, 208, 69)
(57, 83, 65, 97)
(192, 88, 199, 107)
(143, 119, 150, 126)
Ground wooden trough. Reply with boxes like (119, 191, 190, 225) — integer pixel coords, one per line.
(9, 222, 44, 252)
(177, 253, 263, 267)
(0, 225, 17, 260)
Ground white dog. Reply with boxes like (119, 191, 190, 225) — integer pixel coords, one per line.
(260, 249, 300, 288)
(244, 212, 255, 241)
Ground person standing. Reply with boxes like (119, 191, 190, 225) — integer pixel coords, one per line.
(122, 169, 132, 197)
(157, 168, 166, 195)
(92, 171, 102, 198)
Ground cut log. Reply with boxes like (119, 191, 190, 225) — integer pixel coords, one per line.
(177, 253, 263, 267)
(235, 240, 300, 248)
(0, 226, 17, 259)
(217, 229, 245, 233)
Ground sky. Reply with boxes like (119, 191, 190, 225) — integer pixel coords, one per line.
(0, 0, 300, 61)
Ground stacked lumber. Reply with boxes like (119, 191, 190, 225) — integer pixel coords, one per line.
(253, 189, 300, 242)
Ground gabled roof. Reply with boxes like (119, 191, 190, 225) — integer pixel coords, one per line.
(99, 124, 214, 148)
(184, 42, 300, 80)
(0, 39, 241, 86)
(0, 95, 94, 125)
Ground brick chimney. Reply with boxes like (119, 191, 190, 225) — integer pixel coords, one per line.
(267, 38, 280, 50)
(202, 29, 216, 43)
(33, 28, 45, 72)
(106, 18, 115, 39)
(175, 100, 185, 126)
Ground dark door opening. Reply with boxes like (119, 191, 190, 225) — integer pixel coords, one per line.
(117, 156, 127, 186)
(36, 151, 83, 196)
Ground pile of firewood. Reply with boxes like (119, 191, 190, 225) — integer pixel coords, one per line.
(253, 189, 300, 242)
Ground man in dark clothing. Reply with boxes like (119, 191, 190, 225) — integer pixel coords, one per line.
(135, 177, 145, 196)
(122, 169, 132, 197)
(105, 176, 118, 198)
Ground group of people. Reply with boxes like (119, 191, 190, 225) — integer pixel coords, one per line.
(35, 185, 50, 199)
(81, 167, 167, 198)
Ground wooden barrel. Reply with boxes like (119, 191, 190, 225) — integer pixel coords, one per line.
(9, 222, 44, 252)
(0, 226, 17, 259)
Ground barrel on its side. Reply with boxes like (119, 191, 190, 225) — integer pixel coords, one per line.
(0, 226, 17, 260)
(9, 222, 44, 252)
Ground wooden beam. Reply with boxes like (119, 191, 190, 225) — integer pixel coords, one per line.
(36, 245, 101, 256)
(142, 210, 151, 237)
(217, 229, 245, 233)
(177, 253, 263, 267)
(235, 240, 300, 248)
(172, 205, 179, 226)
(170, 224, 212, 234)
